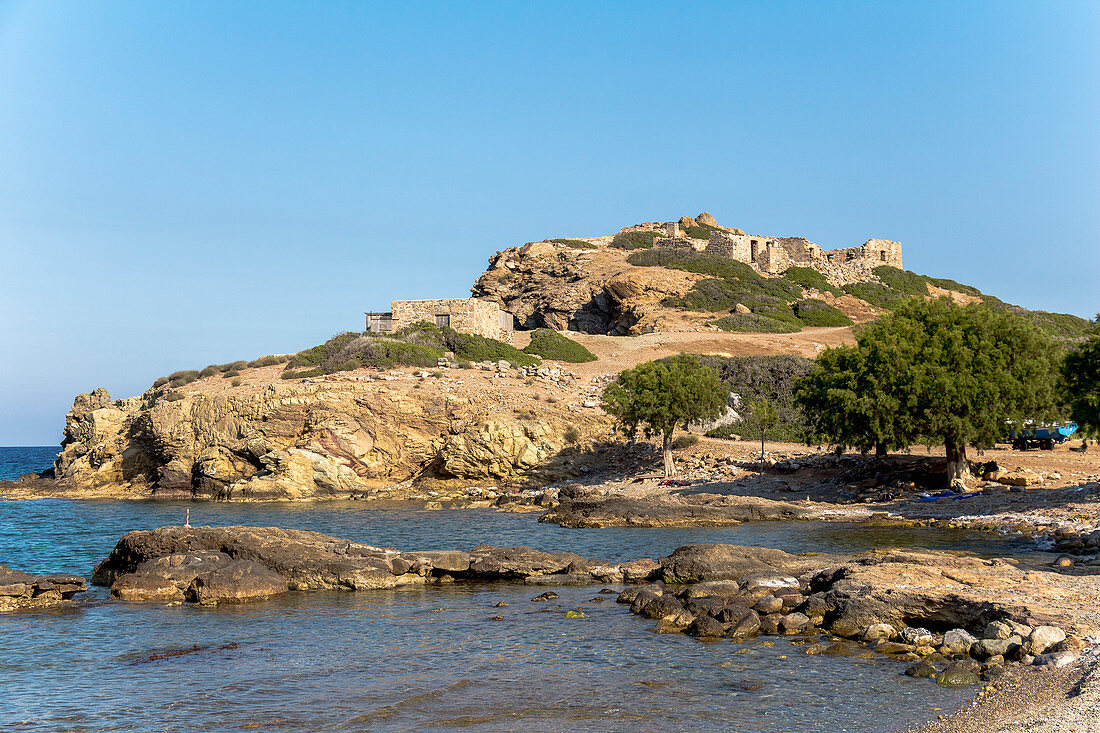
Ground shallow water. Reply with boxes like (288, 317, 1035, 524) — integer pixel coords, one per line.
(0, 448, 987, 731)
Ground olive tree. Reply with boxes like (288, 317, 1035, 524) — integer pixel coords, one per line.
(1063, 330, 1100, 437)
(797, 298, 1060, 482)
(601, 354, 728, 477)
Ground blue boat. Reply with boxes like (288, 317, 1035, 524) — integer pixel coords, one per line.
(1008, 422, 1078, 450)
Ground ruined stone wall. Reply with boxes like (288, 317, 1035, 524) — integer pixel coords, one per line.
(654, 236, 706, 252)
(391, 298, 505, 339)
(862, 239, 903, 268)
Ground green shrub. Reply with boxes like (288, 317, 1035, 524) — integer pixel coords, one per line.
(281, 367, 325, 380)
(841, 281, 909, 309)
(286, 332, 361, 368)
(563, 425, 580, 444)
(430, 370, 443, 378)
(247, 355, 288, 368)
(230, 377, 242, 387)
(222, 370, 240, 378)
(782, 266, 841, 296)
(523, 329, 597, 362)
(792, 299, 852, 327)
(199, 364, 222, 378)
(447, 330, 538, 366)
(710, 313, 802, 333)
(610, 230, 662, 250)
(168, 370, 200, 387)
(222, 360, 248, 372)
(629, 247, 759, 281)
(152, 377, 169, 389)
(927, 277, 982, 296)
(683, 222, 723, 240)
(163, 391, 185, 402)
(697, 354, 816, 442)
(549, 238, 597, 249)
(457, 360, 472, 369)
(672, 434, 699, 449)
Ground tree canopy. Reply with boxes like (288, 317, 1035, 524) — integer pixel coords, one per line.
(796, 298, 1061, 481)
(1063, 332, 1100, 436)
(601, 354, 728, 477)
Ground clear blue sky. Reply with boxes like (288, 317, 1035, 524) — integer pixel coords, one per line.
(1, 1, 1098, 446)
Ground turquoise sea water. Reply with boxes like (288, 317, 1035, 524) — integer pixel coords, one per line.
(0, 448, 982, 732)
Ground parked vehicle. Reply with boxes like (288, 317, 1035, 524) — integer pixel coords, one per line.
(1008, 421, 1078, 450)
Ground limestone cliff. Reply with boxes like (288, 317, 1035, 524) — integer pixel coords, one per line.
(53, 367, 611, 501)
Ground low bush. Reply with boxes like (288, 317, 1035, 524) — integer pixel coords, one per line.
(710, 313, 802, 333)
(782, 266, 841, 296)
(247, 355, 288, 368)
(168, 370, 200, 387)
(792, 299, 852, 327)
(152, 377, 169, 389)
(549, 238, 597, 249)
(222, 360, 248, 372)
(163, 391, 185, 402)
(563, 425, 580, 444)
(672, 435, 699, 449)
(447, 330, 538, 366)
(230, 377, 242, 387)
(682, 222, 723, 240)
(523, 329, 597, 362)
(610, 230, 662, 250)
(199, 364, 221, 378)
(222, 370, 240, 378)
(629, 247, 759, 281)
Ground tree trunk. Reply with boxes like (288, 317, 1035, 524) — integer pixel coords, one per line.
(760, 431, 766, 474)
(945, 439, 970, 485)
(875, 442, 887, 458)
(663, 432, 675, 478)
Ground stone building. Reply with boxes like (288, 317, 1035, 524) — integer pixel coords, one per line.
(365, 298, 513, 339)
(646, 217, 902, 284)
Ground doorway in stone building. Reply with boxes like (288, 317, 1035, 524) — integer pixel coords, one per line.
(435, 314, 451, 328)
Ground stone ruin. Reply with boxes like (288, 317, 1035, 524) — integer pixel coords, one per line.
(366, 298, 514, 340)
(650, 212, 902, 284)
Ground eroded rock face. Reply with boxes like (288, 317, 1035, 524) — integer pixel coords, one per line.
(0, 564, 86, 612)
(53, 380, 601, 500)
(471, 242, 698, 335)
(659, 544, 811, 584)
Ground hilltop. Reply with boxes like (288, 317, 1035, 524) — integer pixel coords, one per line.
(7, 212, 1093, 504)
(473, 213, 1092, 339)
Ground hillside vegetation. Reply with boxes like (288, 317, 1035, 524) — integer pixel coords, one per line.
(625, 249, 1090, 338)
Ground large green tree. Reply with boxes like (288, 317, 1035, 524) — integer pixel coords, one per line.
(1063, 330, 1100, 436)
(601, 354, 728, 477)
(797, 298, 1060, 482)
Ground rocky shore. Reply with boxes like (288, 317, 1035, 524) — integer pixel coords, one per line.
(0, 564, 86, 612)
(91, 525, 1097, 699)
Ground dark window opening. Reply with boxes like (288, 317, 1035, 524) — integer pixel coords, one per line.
(435, 314, 451, 328)
(880, 250, 887, 262)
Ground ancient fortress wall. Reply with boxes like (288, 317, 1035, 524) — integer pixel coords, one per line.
(640, 219, 902, 284)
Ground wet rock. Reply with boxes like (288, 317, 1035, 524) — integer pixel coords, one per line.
(641, 594, 687, 621)
(0, 564, 86, 612)
(727, 609, 762, 638)
(937, 667, 980, 686)
(759, 614, 782, 635)
(185, 559, 289, 604)
(532, 591, 559, 602)
(617, 585, 662, 604)
(981, 664, 1006, 681)
(660, 545, 804, 584)
(687, 614, 726, 639)
(905, 661, 938, 678)
(630, 589, 662, 615)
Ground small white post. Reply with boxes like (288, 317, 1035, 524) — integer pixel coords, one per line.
(185, 508, 190, 528)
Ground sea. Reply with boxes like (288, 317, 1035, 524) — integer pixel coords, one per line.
(0, 446, 986, 732)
